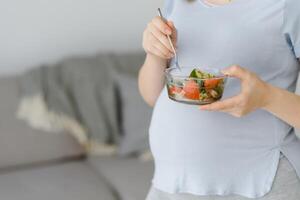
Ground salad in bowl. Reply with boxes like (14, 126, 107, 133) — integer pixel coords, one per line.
(165, 67, 227, 105)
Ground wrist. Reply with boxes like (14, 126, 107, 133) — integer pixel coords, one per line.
(261, 83, 280, 111)
(146, 53, 168, 62)
(145, 53, 169, 69)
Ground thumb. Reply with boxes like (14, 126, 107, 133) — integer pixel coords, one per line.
(167, 21, 177, 46)
(221, 65, 247, 80)
(167, 21, 176, 33)
(167, 21, 174, 28)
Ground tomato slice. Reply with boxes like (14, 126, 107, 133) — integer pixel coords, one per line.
(204, 79, 220, 89)
(169, 86, 182, 95)
(183, 80, 200, 100)
(172, 86, 182, 94)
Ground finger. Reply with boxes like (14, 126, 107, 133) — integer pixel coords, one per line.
(216, 107, 237, 115)
(149, 45, 171, 59)
(199, 96, 239, 111)
(167, 21, 176, 35)
(221, 65, 248, 80)
(148, 23, 174, 52)
(153, 40, 174, 58)
(152, 16, 172, 35)
(149, 32, 173, 58)
(167, 21, 174, 28)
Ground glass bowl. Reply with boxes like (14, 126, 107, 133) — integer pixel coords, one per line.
(165, 67, 227, 105)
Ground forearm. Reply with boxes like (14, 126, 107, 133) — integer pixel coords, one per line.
(138, 54, 168, 107)
(263, 83, 300, 129)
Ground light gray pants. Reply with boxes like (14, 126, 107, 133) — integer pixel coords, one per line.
(146, 156, 300, 200)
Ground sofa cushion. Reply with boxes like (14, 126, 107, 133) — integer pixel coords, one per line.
(88, 155, 154, 200)
(0, 76, 84, 169)
(115, 74, 153, 156)
(111, 52, 145, 76)
(0, 161, 117, 200)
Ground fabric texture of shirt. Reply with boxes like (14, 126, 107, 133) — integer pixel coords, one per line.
(149, 0, 300, 198)
(146, 155, 300, 200)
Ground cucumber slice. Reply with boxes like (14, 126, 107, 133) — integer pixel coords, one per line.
(189, 69, 198, 78)
(189, 69, 205, 78)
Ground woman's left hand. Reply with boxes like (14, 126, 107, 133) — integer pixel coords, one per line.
(199, 65, 270, 117)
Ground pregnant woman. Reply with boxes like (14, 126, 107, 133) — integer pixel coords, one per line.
(139, 0, 300, 199)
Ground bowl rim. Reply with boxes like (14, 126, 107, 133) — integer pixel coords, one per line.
(165, 66, 228, 80)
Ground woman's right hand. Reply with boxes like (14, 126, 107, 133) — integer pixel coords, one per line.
(143, 16, 177, 60)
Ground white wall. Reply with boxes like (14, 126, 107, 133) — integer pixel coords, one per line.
(0, 0, 163, 74)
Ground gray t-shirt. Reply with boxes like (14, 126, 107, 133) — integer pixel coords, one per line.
(149, 0, 300, 198)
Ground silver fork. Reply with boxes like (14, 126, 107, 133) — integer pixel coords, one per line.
(157, 8, 181, 71)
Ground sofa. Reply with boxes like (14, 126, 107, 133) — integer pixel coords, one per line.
(1, 53, 299, 200)
(0, 54, 154, 200)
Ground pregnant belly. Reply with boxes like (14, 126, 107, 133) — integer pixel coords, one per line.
(149, 88, 279, 163)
